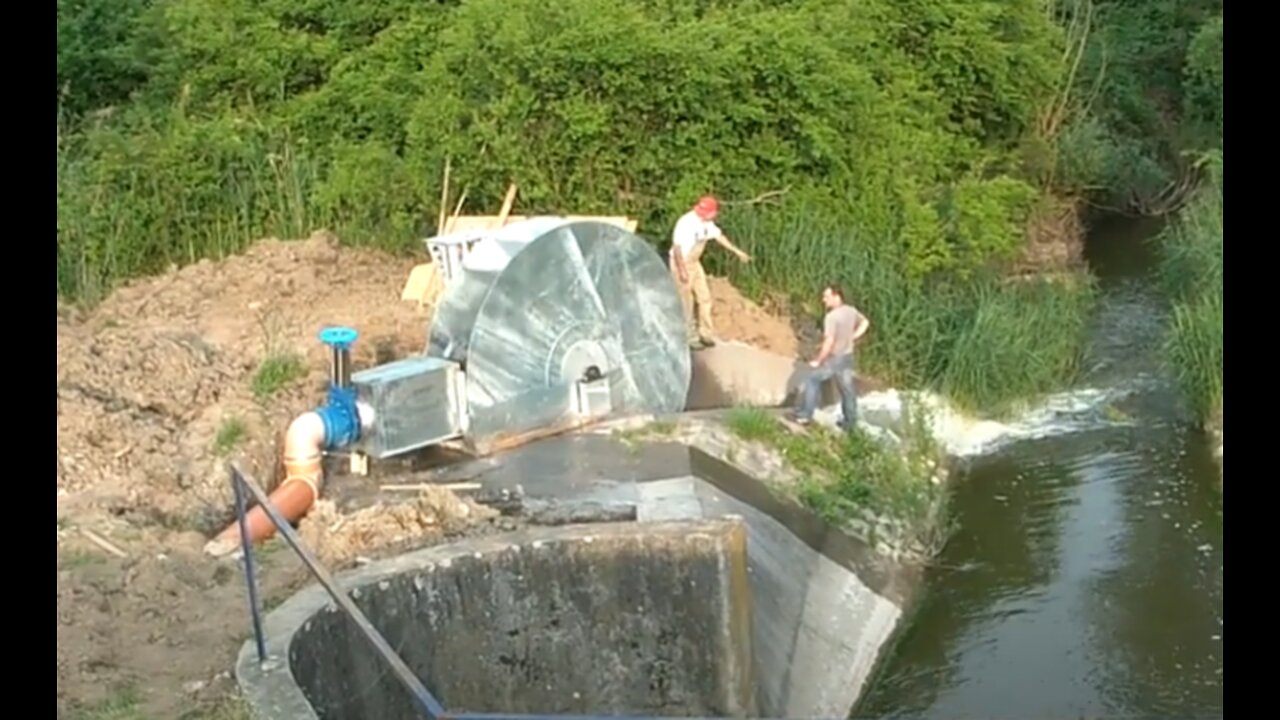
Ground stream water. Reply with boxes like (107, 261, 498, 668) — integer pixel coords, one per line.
(852, 215, 1224, 718)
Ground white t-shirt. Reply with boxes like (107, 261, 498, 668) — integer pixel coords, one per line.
(670, 210, 722, 259)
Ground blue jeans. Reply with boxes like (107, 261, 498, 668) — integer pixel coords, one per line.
(795, 353, 857, 427)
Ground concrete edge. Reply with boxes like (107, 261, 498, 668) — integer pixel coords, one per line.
(236, 518, 752, 720)
(591, 413, 937, 591)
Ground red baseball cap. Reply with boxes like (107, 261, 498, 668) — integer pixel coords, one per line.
(694, 195, 719, 219)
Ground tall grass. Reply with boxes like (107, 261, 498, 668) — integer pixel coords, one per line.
(1156, 151, 1223, 422)
(57, 113, 437, 304)
(57, 116, 330, 304)
(713, 203, 1098, 415)
(1164, 294, 1222, 421)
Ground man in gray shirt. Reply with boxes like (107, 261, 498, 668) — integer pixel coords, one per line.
(789, 283, 870, 429)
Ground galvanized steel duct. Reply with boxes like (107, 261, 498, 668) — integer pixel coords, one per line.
(427, 218, 691, 451)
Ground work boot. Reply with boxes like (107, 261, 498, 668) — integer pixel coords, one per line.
(698, 335, 717, 348)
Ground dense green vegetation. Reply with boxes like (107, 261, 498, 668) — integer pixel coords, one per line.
(1061, 0, 1222, 213)
(726, 206, 1096, 414)
(55, 0, 1220, 414)
(56, 0, 1075, 286)
(1156, 152, 1222, 424)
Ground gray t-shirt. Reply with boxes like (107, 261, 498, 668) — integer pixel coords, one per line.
(824, 304, 863, 357)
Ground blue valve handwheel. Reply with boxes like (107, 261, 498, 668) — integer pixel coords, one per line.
(318, 326, 359, 349)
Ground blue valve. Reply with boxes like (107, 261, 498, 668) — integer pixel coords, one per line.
(319, 326, 359, 350)
(316, 325, 362, 450)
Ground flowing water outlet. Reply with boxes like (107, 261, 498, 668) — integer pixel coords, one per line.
(821, 380, 1157, 461)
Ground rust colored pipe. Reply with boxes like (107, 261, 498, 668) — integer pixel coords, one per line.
(204, 412, 327, 557)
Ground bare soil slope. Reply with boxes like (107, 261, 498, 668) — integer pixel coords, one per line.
(706, 275, 800, 357)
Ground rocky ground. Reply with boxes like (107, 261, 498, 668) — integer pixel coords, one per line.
(55, 231, 802, 718)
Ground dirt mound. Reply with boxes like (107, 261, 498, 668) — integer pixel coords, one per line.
(707, 275, 800, 357)
(298, 487, 500, 567)
(56, 232, 437, 717)
(56, 231, 428, 527)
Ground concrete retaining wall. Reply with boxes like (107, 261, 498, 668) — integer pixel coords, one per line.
(691, 451, 913, 717)
(237, 451, 919, 720)
(238, 520, 755, 719)
(628, 450, 914, 718)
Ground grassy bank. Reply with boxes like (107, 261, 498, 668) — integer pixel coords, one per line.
(725, 404, 950, 555)
(1156, 153, 1223, 424)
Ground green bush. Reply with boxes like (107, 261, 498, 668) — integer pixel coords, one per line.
(1068, 0, 1223, 210)
(57, 0, 153, 117)
(58, 0, 1071, 293)
(1183, 14, 1224, 144)
(1157, 151, 1223, 421)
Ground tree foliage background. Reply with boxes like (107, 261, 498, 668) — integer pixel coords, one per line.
(57, 0, 1087, 297)
(56, 0, 1224, 299)
(55, 0, 1222, 411)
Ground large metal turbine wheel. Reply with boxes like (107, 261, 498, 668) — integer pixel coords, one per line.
(427, 219, 691, 452)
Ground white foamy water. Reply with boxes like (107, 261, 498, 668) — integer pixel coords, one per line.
(812, 378, 1162, 458)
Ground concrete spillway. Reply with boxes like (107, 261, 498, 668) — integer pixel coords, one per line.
(236, 445, 916, 719)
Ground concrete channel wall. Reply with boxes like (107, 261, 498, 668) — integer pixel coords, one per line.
(629, 451, 911, 718)
(690, 451, 913, 717)
(238, 520, 757, 719)
(237, 455, 916, 719)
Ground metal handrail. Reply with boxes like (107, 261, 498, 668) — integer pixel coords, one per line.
(230, 462, 446, 719)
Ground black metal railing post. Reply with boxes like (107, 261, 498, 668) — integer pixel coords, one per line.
(233, 467, 269, 664)
(228, 462, 446, 719)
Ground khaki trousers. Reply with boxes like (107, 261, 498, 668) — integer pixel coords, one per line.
(671, 253, 714, 344)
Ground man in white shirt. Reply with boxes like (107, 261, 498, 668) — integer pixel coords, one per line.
(669, 195, 752, 349)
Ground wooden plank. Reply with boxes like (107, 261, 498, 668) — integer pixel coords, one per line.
(436, 157, 452, 236)
(442, 188, 469, 234)
(80, 527, 128, 558)
(380, 482, 482, 493)
(496, 184, 518, 225)
(399, 262, 444, 307)
(442, 215, 638, 233)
